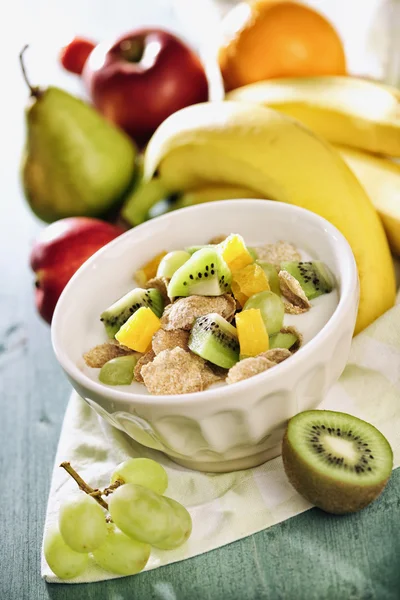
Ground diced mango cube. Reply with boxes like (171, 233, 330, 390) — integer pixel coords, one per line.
(236, 309, 269, 357)
(115, 307, 161, 352)
(231, 264, 270, 306)
(134, 251, 167, 285)
(220, 234, 254, 273)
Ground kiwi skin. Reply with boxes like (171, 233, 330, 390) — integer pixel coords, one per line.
(282, 413, 393, 515)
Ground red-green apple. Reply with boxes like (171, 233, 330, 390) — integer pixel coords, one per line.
(82, 29, 209, 144)
(30, 217, 124, 324)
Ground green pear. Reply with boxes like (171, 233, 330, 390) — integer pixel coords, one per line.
(20, 46, 137, 223)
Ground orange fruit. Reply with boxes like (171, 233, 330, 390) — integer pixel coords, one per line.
(219, 0, 346, 91)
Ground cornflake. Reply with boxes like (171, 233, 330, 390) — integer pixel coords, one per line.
(141, 347, 203, 395)
(226, 356, 276, 384)
(208, 234, 227, 245)
(161, 294, 236, 331)
(261, 348, 291, 364)
(253, 241, 301, 267)
(134, 350, 155, 383)
(152, 329, 190, 355)
(83, 341, 135, 368)
(201, 364, 227, 387)
(280, 326, 303, 352)
(279, 270, 311, 311)
(283, 299, 308, 315)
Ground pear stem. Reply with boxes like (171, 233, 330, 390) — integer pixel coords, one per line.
(19, 45, 41, 97)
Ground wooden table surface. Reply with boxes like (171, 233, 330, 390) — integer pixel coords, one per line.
(2, 1, 400, 599)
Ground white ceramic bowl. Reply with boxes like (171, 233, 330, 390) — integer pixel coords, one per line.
(52, 200, 359, 472)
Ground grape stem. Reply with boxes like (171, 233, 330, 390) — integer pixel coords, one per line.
(60, 462, 109, 510)
(102, 479, 124, 496)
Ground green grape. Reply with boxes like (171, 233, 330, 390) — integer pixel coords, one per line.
(247, 247, 258, 261)
(243, 290, 284, 335)
(44, 524, 89, 580)
(157, 250, 191, 278)
(59, 492, 107, 553)
(92, 523, 151, 576)
(111, 457, 168, 494)
(257, 261, 281, 296)
(152, 497, 192, 550)
(99, 355, 137, 385)
(109, 484, 192, 549)
(269, 331, 298, 350)
(109, 483, 189, 546)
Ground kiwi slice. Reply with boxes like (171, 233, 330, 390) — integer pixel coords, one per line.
(100, 288, 164, 338)
(99, 355, 138, 385)
(185, 244, 215, 255)
(280, 261, 334, 300)
(168, 248, 232, 298)
(282, 410, 393, 514)
(188, 313, 239, 368)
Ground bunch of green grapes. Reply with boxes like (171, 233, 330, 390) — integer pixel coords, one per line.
(44, 458, 192, 580)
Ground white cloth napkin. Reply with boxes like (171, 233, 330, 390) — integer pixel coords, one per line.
(42, 301, 400, 583)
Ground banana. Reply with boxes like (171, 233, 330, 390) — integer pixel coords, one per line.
(144, 102, 396, 334)
(226, 77, 400, 157)
(336, 145, 400, 256)
(175, 185, 263, 209)
(179, 153, 400, 259)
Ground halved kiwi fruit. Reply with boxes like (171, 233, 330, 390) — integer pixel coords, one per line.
(100, 288, 164, 338)
(282, 410, 393, 514)
(168, 248, 232, 298)
(189, 313, 239, 368)
(281, 261, 334, 300)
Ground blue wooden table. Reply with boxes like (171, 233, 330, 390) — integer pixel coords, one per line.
(2, 1, 400, 598)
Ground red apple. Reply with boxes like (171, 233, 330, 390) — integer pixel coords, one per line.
(83, 29, 209, 144)
(60, 37, 97, 75)
(30, 217, 124, 324)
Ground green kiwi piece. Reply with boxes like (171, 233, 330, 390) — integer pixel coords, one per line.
(100, 288, 164, 338)
(282, 410, 393, 514)
(168, 248, 232, 298)
(99, 355, 138, 385)
(280, 261, 334, 300)
(256, 261, 281, 296)
(188, 313, 239, 368)
(156, 251, 191, 278)
(243, 291, 284, 335)
(185, 244, 215, 255)
(269, 331, 299, 350)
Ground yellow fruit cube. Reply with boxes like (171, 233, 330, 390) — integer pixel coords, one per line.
(231, 263, 270, 306)
(115, 307, 161, 352)
(134, 251, 167, 285)
(220, 234, 254, 273)
(236, 309, 269, 357)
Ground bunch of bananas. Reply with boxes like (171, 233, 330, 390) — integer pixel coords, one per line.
(122, 76, 400, 335)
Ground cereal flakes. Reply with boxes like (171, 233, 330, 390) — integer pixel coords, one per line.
(261, 348, 292, 363)
(152, 328, 190, 355)
(252, 241, 301, 267)
(141, 348, 203, 395)
(278, 270, 311, 311)
(134, 350, 156, 383)
(83, 341, 135, 368)
(226, 355, 276, 384)
(161, 294, 236, 331)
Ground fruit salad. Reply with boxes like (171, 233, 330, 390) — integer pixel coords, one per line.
(83, 234, 338, 395)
